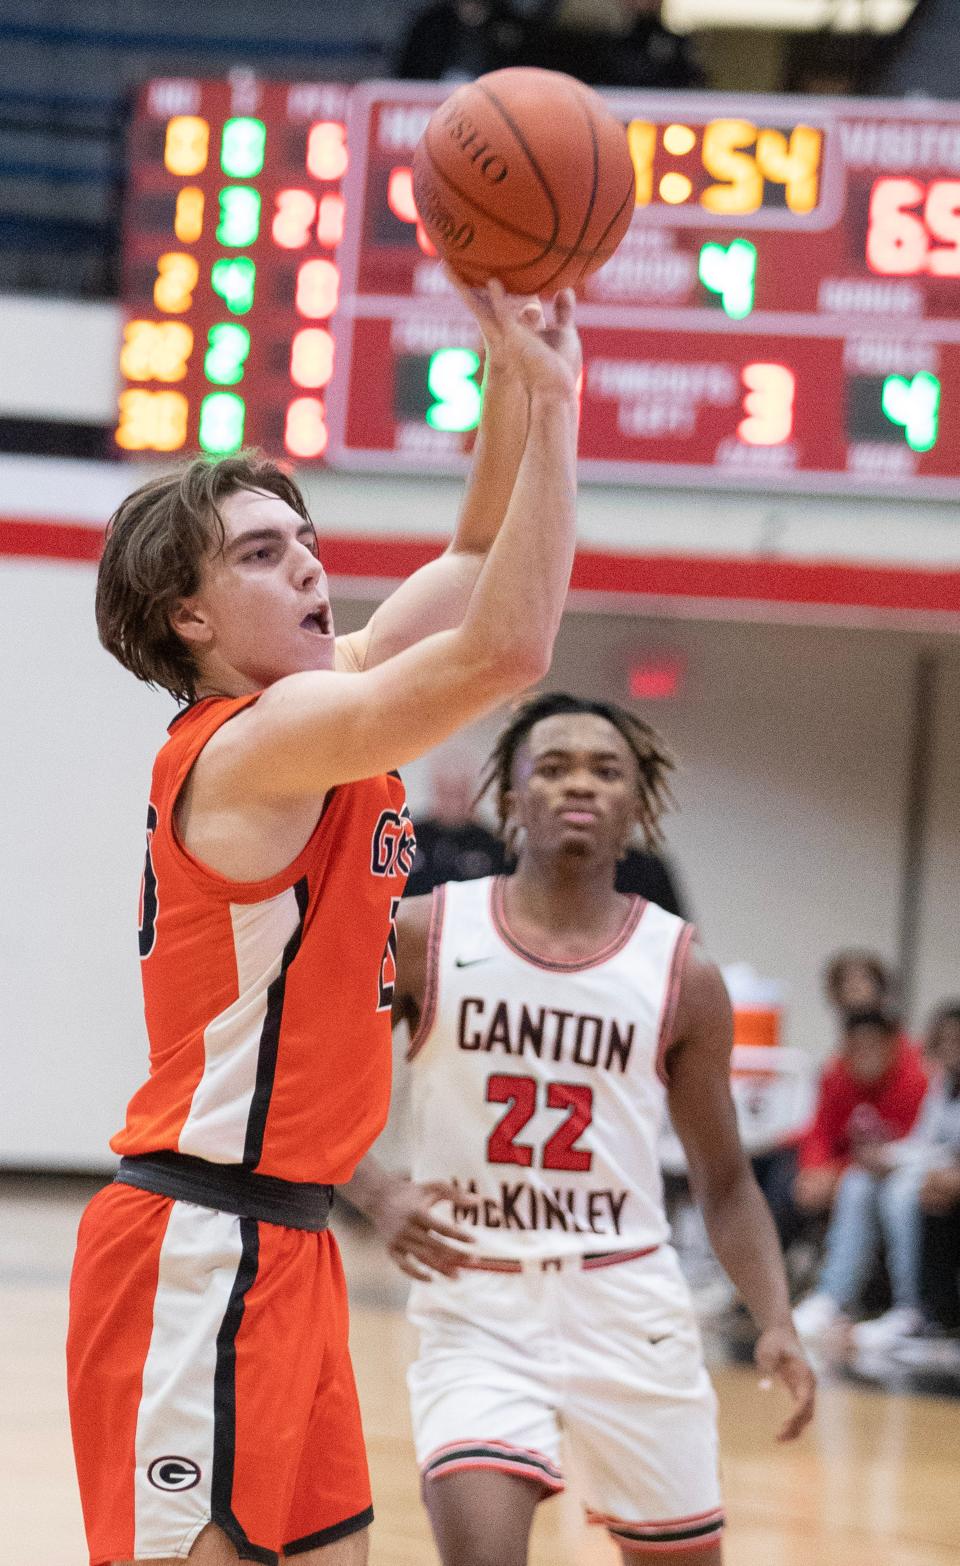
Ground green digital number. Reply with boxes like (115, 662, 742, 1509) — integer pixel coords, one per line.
(204, 324, 250, 386)
(217, 187, 261, 247)
(881, 372, 941, 453)
(211, 257, 256, 314)
(198, 392, 246, 454)
(426, 347, 482, 433)
(220, 118, 266, 178)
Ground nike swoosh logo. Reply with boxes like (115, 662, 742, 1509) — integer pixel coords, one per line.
(454, 956, 491, 968)
(648, 1333, 673, 1345)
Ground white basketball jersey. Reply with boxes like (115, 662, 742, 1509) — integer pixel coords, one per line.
(407, 876, 693, 1260)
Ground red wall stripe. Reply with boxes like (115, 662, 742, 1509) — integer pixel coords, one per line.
(2, 516, 958, 617)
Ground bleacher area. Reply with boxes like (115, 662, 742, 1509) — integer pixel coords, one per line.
(0, 1, 400, 295)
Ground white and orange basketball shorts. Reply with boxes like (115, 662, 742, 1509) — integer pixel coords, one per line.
(67, 1182, 372, 1565)
(407, 1244, 724, 1555)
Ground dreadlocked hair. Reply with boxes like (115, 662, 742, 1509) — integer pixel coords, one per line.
(476, 691, 677, 852)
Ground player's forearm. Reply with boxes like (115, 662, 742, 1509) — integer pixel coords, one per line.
(698, 1165, 794, 1334)
(339, 1154, 396, 1223)
(450, 361, 529, 555)
(458, 385, 578, 674)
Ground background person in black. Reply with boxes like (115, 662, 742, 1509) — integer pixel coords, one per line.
(394, 0, 524, 81)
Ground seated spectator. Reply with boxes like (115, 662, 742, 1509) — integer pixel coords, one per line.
(877, 1003, 960, 1367)
(405, 765, 506, 898)
(823, 948, 898, 1021)
(792, 1009, 929, 1339)
(394, 0, 523, 81)
(522, 1, 706, 89)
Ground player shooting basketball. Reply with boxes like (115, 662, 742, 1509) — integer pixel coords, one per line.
(346, 692, 816, 1566)
(66, 278, 580, 1566)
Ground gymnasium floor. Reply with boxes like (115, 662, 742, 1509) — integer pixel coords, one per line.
(2, 1177, 958, 1566)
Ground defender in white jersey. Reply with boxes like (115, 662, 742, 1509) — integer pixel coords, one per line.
(346, 695, 815, 1566)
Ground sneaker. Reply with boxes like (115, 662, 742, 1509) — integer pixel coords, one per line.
(792, 1291, 843, 1339)
(850, 1305, 924, 1353)
(892, 1331, 960, 1373)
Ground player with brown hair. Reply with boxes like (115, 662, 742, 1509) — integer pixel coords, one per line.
(346, 692, 816, 1566)
(67, 279, 581, 1566)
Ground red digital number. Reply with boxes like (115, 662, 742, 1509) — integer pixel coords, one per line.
(284, 397, 329, 458)
(866, 177, 960, 277)
(273, 189, 316, 250)
(317, 192, 346, 248)
(306, 120, 348, 181)
(738, 363, 795, 446)
(387, 165, 437, 256)
(296, 259, 340, 319)
(486, 1074, 594, 1172)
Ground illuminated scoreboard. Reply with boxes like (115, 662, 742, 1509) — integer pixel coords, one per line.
(119, 76, 350, 459)
(119, 80, 960, 498)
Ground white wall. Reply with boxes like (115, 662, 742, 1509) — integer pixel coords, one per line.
(6, 540, 955, 1170)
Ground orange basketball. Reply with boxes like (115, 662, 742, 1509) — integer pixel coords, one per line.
(412, 67, 636, 295)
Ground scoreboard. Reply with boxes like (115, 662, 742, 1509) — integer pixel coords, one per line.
(118, 77, 960, 498)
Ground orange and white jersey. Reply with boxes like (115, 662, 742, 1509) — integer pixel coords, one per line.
(408, 876, 693, 1259)
(112, 695, 415, 1184)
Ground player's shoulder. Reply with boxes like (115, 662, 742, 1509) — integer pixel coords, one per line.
(673, 940, 733, 1039)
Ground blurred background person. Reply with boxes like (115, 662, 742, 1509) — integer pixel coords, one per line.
(394, 0, 524, 81)
(792, 1009, 929, 1340)
(405, 761, 507, 898)
(823, 948, 898, 1022)
(840, 1001, 960, 1357)
(521, 0, 706, 88)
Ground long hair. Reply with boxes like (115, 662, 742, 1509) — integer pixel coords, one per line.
(95, 451, 312, 704)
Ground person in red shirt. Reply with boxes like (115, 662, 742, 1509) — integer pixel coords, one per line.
(792, 1010, 928, 1337)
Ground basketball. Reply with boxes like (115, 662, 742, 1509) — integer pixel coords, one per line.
(412, 67, 636, 295)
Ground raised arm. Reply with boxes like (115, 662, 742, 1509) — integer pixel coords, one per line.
(208, 284, 581, 802)
(666, 947, 816, 1443)
(337, 277, 539, 673)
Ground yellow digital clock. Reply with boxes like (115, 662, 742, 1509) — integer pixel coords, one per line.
(627, 118, 824, 217)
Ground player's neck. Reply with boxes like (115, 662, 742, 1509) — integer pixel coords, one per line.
(506, 855, 624, 944)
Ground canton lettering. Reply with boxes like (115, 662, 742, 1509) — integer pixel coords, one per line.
(371, 807, 417, 878)
(458, 996, 635, 1073)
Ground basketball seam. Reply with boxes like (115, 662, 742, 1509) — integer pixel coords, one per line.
(575, 167, 637, 286)
(420, 137, 561, 264)
(522, 89, 601, 296)
(475, 82, 562, 251)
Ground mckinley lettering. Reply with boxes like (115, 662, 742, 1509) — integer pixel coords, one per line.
(450, 1177, 630, 1236)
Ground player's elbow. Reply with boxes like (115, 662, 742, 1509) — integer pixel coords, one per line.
(486, 636, 553, 695)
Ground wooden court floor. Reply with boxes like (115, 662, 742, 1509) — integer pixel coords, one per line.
(2, 1179, 958, 1566)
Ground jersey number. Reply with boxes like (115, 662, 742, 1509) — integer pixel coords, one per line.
(485, 1073, 594, 1173)
(377, 897, 400, 1011)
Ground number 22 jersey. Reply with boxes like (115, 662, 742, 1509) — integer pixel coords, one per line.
(407, 876, 694, 1259)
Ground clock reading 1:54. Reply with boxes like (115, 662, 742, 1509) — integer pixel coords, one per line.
(628, 118, 823, 217)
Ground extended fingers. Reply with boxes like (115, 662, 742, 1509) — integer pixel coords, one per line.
(775, 1359, 817, 1442)
(552, 288, 576, 326)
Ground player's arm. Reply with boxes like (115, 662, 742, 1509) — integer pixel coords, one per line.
(666, 946, 816, 1442)
(341, 896, 474, 1280)
(336, 277, 535, 673)
(208, 285, 580, 801)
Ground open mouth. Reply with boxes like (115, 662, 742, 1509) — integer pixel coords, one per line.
(300, 603, 332, 636)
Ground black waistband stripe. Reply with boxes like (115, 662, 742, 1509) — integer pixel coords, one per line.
(114, 1150, 334, 1232)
